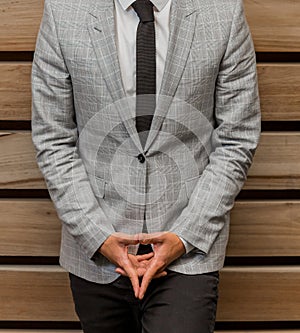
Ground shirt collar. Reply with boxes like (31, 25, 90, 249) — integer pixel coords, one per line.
(117, 0, 170, 12)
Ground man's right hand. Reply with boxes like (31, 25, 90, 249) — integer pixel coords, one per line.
(99, 233, 141, 297)
(115, 253, 168, 280)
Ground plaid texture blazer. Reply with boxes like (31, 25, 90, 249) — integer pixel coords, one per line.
(31, 0, 261, 283)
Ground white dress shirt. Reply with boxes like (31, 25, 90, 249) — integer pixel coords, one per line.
(114, 0, 194, 254)
(115, 0, 171, 97)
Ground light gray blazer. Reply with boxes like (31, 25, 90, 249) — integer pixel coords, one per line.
(31, 0, 261, 283)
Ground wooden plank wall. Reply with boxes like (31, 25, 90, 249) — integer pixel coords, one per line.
(0, 0, 299, 332)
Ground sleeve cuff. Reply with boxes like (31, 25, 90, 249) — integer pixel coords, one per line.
(178, 236, 195, 254)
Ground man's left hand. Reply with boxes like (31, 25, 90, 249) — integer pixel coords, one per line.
(115, 232, 185, 299)
(137, 232, 185, 299)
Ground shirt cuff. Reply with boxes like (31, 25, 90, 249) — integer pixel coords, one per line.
(178, 236, 195, 254)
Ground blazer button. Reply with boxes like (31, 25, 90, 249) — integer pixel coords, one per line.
(137, 153, 145, 163)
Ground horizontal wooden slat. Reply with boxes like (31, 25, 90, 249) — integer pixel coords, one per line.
(0, 199, 61, 256)
(257, 64, 300, 121)
(228, 200, 300, 257)
(1, 132, 300, 190)
(0, 0, 44, 52)
(1, 63, 300, 121)
(0, 63, 32, 121)
(0, 1, 299, 51)
(244, 0, 300, 52)
(1, 199, 300, 257)
(244, 132, 300, 190)
(0, 132, 299, 189)
(218, 266, 300, 321)
(0, 132, 43, 189)
(0, 266, 299, 321)
(0, 266, 76, 321)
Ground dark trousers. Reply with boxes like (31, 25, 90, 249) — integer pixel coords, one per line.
(69, 269, 219, 333)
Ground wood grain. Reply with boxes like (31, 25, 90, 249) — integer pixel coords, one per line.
(0, 63, 32, 121)
(244, 132, 300, 190)
(1, 132, 300, 190)
(0, 266, 76, 321)
(1, 199, 300, 257)
(228, 200, 300, 257)
(218, 266, 300, 321)
(0, 0, 300, 51)
(0, 0, 44, 51)
(0, 199, 61, 256)
(0, 266, 299, 321)
(0, 132, 44, 189)
(257, 64, 300, 121)
(245, 132, 300, 190)
(1, 63, 300, 121)
(244, 0, 300, 52)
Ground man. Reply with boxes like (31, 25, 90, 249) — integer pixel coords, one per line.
(31, 0, 261, 331)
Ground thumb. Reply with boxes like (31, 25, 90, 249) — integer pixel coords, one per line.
(111, 232, 140, 245)
(139, 232, 167, 244)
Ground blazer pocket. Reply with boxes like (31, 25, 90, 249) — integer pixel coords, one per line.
(184, 176, 200, 199)
(88, 173, 106, 199)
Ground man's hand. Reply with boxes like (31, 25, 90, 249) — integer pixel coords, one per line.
(137, 232, 185, 299)
(115, 253, 168, 279)
(102, 232, 185, 299)
(99, 232, 140, 297)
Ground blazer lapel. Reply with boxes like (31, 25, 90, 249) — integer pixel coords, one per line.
(86, 0, 197, 154)
(87, 1, 143, 153)
(87, 1, 125, 102)
(144, 0, 197, 152)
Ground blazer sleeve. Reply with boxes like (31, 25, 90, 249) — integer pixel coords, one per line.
(31, 0, 115, 260)
(170, 0, 261, 254)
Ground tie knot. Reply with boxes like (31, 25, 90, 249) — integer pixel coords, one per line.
(132, 0, 154, 23)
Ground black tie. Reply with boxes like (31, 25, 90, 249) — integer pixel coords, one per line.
(132, 0, 155, 255)
(132, 0, 156, 149)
